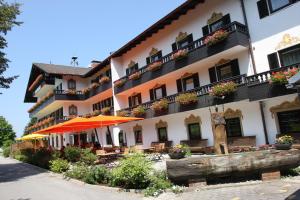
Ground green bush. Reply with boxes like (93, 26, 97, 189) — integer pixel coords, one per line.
(80, 148, 97, 165)
(65, 163, 89, 180)
(109, 154, 152, 189)
(51, 150, 62, 160)
(2, 140, 13, 157)
(14, 148, 34, 163)
(144, 171, 172, 197)
(84, 165, 110, 184)
(31, 148, 52, 169)
(49, 159, 69, 173)
(64, 146, 81, 162)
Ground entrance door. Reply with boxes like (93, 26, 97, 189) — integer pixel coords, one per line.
(73, 134, 79, 146)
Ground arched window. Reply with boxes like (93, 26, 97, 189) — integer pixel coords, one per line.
(68, 79, 76, 90)
(69, 105, 78, 116)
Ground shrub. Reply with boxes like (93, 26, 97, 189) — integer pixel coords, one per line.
(204, 29, 229, 46)
(80, 148, 97, 165)
(132, 106, 146, 118)
(2, 140, 13, 157)
(83, 165, 110, 184)
(209, 81, 237, 97)
(14, 148, 34, 163)
(64, 146, 81, 162)
(151, 99, 169, 114)
(175, 92, 198, 106)
(109, 154, 152, 189)
(65, 163, 89, 180)
(31, 148, 53, 169)
(50, 159, 69, 173)
(144, 170, 172, 197)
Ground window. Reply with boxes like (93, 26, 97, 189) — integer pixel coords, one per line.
(268, 0, 291, 12)
(134, 130, 143, 144)
(172, 34, 193, 51)
(210, 19, 224, 32)
(176, 73, 200, 92)
(202, 14, 231, 36)
(277, 109, 300, 133)
(56, 83, 62, 91)
(56, 135, 59, 148)
(119, 131, 126, 146)
(126, 63, 138, 76)
(208, 59, 240, 83)
(257, 0, 298, 19)
(69, 105, 78, 116)
(188, 123, 201, 140)
(225, 118, 242, 137)
(279, 44, 300, 66)
(106, 132, 112, 145)
(128, 93, 142, 107)
(147, 51, 162, 64)
(55, 107, 63, 120)
(67, 79, 76, 90)
(150, 85, 167, 101)
(157, 127, 168, 142)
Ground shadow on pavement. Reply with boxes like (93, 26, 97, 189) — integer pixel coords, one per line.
(0, 161, 45, 183)
(285, 189, 300, 200)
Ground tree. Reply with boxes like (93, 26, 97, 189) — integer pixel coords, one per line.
(0, 116, 16, 146)
(0, 0, 22, 93)
(23, 117, 37, 136)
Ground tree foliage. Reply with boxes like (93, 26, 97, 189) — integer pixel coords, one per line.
(0, 116, 16, 146)
(23, 117, 37, 136)
(0, 0, 22, 93)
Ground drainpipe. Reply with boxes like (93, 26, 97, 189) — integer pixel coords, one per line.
(240, 0, 257, 75)
(259, 101, 269, 144)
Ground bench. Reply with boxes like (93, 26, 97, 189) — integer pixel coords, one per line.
(180, 139, 208, 153)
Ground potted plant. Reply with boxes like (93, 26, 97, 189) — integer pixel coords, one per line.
(117, 110, 129, 117)
(209, 81, 237, 98)
(175, 92, 198, 106)
(275, 135, 293, 150)
(129, 71, 142, 80)
(171, 49, 188, 61)
(269, 67, 299, 85)
(99, 76, 110, 84)
(147, 61, 163, 72)
(150, 98, 169, 115)
(101, 107, 111, 115)
(168, 144, 190, 159)
(114, 79, 126, 88)
(132, 105, 146, 118)
(204, 29, 229, 47)
(91, 82, 100, 89)
(65, 89, 77, 95)
(81, 87, 90, 95)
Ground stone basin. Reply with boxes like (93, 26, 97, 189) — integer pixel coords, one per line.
(166, 149, 300, 183)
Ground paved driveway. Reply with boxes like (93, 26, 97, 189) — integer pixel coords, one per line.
(0, 156, 300, 200)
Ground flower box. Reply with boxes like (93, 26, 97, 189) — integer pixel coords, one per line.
(91, 83, 100, 89)
(204, 30, 229, 47)
(91, 110, 101, 116)
(168, 144, 190, 159)
(114, 79, 126, 88)
(209, 81, 237, 98)
(65, 89, 77, 95)
(269, 67, 299, 85)
(171, 49, 188, 61)
(129, 71, 142, 80)
(81, 87, 91, 95)
(99, 76, 110, 84)
(132, 105, 146, 118)
(275, 135, 293, 150)
(150, 99, 169, 115)
(175, 92, 198, 106)
(117, 110, 129, 117)
(147, 61, 163, 72)
(101, 107, 111, 116)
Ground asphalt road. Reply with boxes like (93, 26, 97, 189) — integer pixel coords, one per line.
(1, 156, 300, 200)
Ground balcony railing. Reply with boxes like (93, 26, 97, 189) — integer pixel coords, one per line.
(118, 64, 300, 117)
(114, 21, 249, 93)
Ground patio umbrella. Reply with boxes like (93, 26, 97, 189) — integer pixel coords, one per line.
(16, 134, 49, 151)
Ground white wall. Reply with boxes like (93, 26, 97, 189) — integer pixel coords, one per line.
(244, 1, 300, 72)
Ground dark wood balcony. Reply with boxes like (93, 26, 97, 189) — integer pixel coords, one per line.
(114, 22, 249, 94)
(118, 65, 300, 120)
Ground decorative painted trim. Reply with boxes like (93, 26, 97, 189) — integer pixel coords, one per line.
(270, 97, 300, 118)
(149, 48, 159, 56)
(215, 58, 231, 66)
(155, 120, 168, 129)
(224, 108, 243, 119)
(128, 60, 136, 68)
(133, 124, 142, 132)
(207, 12, 223, 25)
(275, 33, 300, 50)
(184, 114, 202, 125)
(28, 74, 43, 92)
(176, 32, 188, 42)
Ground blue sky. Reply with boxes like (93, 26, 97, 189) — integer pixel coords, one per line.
(1, 0, 185, 137)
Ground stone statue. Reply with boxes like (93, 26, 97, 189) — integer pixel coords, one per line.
(210, 107, 229, 155)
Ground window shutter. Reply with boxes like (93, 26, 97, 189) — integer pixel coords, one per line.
(257, 0, 269, 19)
(134, 63, 139, 71)
(187, 34, 194, 43)
(138, 93, 142, 104)
(192, 73, 200, 88)
(161, 85, 167, 97)
(157, 51, 162, 60)
(176, 79, 183, 93)
(172, 43, 178, 52)
(128, 96, 132, 108)
(267, 53, 280, 70)
(222, 14, 231, 26)
(230, 59, 240, 76)
(149, 89, 154, 101)
(126, 68, 130, 76)
(209, 67, 217, 83)
(146, 57, 150, 65)
(202, 25, 209, 36)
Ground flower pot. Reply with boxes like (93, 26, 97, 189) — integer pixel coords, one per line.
(168, 152, 185, 159)
(154, 108, 168, 116)
(275, 143, 292, 150)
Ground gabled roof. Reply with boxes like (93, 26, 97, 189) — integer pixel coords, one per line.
(32, 63, 91, 76)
